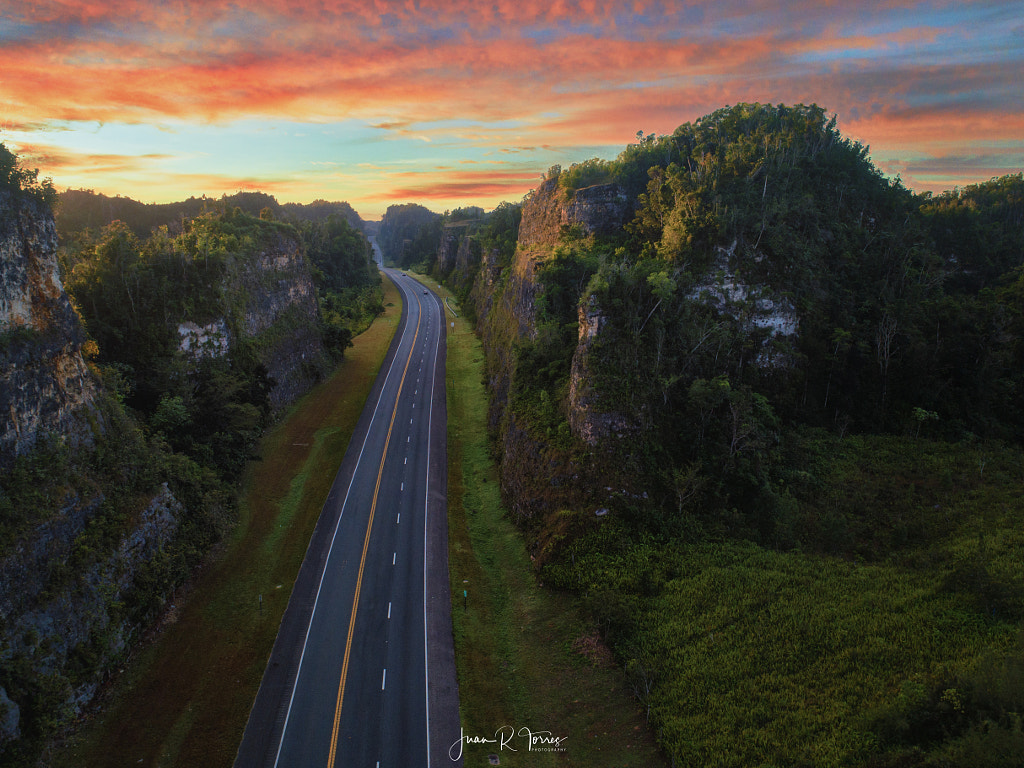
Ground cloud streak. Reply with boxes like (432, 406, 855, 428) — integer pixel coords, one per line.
(2, 0, 1021, 214)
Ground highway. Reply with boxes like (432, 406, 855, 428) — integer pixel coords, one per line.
(236, 247, 461, 767)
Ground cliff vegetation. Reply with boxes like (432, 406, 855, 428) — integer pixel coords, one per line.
(0, 144, 381, 765)
(441, 104, 1024, 766)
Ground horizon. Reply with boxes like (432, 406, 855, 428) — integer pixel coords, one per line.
(2, 1, 1022, 219)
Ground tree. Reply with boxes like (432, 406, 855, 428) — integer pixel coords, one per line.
(0, 142, 56, 207)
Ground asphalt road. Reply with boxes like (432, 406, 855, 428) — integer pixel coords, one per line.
(235, 255, 461, 767)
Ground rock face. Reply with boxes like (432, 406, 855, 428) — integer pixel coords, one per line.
(0, 190, 100, 459)
(178, 319, 230, 359)
(0, 191, 190, 753)
(518, 178, 629, 248)
(687, 242, 799, 368)
(174, 227, 326, 411)
(437, 220, 483, 300)
(464, 177, 632, 520)
(465, 169, 802, 518)
(438, 225, 463, 275)
(510, 178, 630, 338)
(233, 231, 324, 410)
(0, 485, 183, 741)
(454, 227, 481, 277)
(511, 178, 635, 446)
(567, 296, 635, 445)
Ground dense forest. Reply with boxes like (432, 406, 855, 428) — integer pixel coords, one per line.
(0, 156, 381, 765)
(376, 202, 442, 268)
(55, 189, 366, 240)
(440, 104, 1024, 767)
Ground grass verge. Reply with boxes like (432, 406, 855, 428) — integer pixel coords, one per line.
(48, 274, 402, 768)
(419, 273, 666, 768)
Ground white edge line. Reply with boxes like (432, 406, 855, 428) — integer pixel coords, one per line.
(423, 291, 442, 768)
(272, 271, 414, 768)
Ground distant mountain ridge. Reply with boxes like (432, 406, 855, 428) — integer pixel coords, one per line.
(56, 189, 367, 240)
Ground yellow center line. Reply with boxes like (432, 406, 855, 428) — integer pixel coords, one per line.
(326, 288, 422, 768)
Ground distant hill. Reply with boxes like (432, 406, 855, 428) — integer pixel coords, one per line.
(55, 189, 367, 240)
(376, 202, 441, 267)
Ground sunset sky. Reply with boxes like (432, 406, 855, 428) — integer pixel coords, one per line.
(2, 0, 1021, 220)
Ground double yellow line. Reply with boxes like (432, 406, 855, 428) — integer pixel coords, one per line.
(326, 288, 422, 768)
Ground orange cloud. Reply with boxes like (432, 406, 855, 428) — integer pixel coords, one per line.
(362, 167, 541, 205)
(2, 0, 1019, 209)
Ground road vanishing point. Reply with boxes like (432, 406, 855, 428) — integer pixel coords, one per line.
(235, 250, 461, 767)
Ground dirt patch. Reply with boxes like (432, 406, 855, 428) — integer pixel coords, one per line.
(570, 631, 616, 668)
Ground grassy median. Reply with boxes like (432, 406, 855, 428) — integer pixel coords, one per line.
(422, 273, 666, 768)
(50, 275, 402, 768)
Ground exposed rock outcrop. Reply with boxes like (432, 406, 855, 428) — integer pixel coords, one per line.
(173, 227, 326, 411)
(687, 242, 799, 368)
(508, 178, 630, 339)
(455, 231, 482, 276)
(438, 220, 483, 298)
(0, 190, 191, 756)
(568, 296, 635, 445)
(438, 227, 460, 275)
(0, 190, 100, 459)
(463, 177, 633, 520)
(0, 485, 183, 738)
(178, 319, 230, 359)
(517, 178, 629, 249)
(233, 231, 324, 410)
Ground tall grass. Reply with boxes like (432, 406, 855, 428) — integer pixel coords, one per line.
(547, 431, 1024, 767)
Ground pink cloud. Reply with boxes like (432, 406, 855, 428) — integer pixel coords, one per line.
(2, 0, 1019, 205)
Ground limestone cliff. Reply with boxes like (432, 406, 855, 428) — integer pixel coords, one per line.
(0, 486, 183, 742)
(437, 220, 483, 301)
(0, 190, 99, 459)
(174, 224, 326, 411)
(517, 177, 629, 248)
(232, 229, 325, 410)
(463, 177, 631, 524)
(567, 296, 635, 445)
(499, 176, 630, 340)
(513, 178, 634, 446)
(0, 192, 189, 755)
(438, 221, 482, 278)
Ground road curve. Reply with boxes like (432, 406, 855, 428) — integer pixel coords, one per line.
(235, 259, 461, 767)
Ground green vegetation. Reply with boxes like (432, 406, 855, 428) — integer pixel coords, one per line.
(0, 144, 384, 767)
(544, 432, 1024, 766)
(443, 103, 1024, 767)
(432, 273, 665, 767)
(437, 201, 522, 325)
(377, 202, 442, 269)
(0, 394, 235, 767)
(60, 204, 381, 472)
(62, 211, 294, 477)
(50, 276, 402, 768)
(55, 188, 366, 241)
(377, 202, 522, 300)
(0, 142, 56, 208)
(299, 213, 384, 358)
